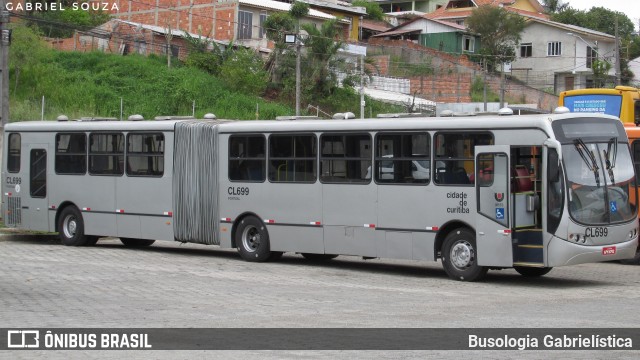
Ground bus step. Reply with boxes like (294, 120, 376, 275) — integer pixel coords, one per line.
(362, 256, 376, 260)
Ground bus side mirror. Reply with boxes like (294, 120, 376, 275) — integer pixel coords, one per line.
(548, 150, 559, 182)
(634, 101, 640, 126)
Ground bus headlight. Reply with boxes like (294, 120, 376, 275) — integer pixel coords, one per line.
(629, 228, 637, 239)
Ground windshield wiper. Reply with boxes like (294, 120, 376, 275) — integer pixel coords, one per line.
(603, 137, 617, 184)
(574, 139, 601, 187)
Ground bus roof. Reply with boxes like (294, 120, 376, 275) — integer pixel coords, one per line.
(3, 113, 620, 135)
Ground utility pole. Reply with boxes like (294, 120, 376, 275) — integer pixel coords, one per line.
(295, 41, 301, 117)
(360, 55, 364, 119)
(614, 17, 621, 86)
(0, 2, 10, 164)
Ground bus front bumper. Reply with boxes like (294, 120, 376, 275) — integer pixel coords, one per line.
(547, 236, 638, 267)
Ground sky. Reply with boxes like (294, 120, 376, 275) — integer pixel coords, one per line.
(564, 0, 640, 29)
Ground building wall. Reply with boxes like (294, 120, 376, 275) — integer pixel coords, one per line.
(510, 22, 616, 92)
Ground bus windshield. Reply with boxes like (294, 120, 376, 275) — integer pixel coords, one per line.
(562, 140, 636, 224)
(563, 94, 622, 118)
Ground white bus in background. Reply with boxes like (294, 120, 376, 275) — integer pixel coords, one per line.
(2, 113, 638, 281)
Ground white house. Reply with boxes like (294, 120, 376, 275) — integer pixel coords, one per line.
(510, 16, 617, 93)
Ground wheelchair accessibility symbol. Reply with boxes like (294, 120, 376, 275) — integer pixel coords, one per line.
(496, 207, 504, 220)
(610, 201, 617, 213)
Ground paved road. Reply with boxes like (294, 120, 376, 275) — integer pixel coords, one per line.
(0, 233, 638, 359)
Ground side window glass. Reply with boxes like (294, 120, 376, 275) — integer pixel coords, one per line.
(55, 133, 87, 175)
(229, 135, 266, 182)
(30, 149, 47, 198)
(89, 133, 124, 175)
(7, 133, 20, 173)
(434, 132, 493, 185)
(375, 132, 430, 184)
(269, 134, 317, 183)
(127, 133, 164, 176)
(320, 134, 371, 184)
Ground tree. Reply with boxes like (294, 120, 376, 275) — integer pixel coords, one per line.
(9, 25, 51, 94)
(353, 0, 385, 21)
(552, 7, 635, 38)
(220, 48, 269, 96)
(466, 6, 525, 71)
(541, 0, 568, 13)
(300, 19, 346, 97)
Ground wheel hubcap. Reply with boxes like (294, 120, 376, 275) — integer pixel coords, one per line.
(63, 216, 77, 238)
(242, 226, 260, 252)
(451, 240, 474, 269)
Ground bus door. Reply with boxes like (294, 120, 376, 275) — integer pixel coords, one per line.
(24, 145, 49, 231)
(474, 145, 513, 267)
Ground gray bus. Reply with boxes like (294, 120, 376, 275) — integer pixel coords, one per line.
(2, 113, 638, 281)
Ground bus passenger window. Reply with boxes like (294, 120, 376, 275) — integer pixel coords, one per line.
(375, 132, 430, 184)
(7, 133, 20, 173)
(320, 134, 371, 184)
(229, 135, 265, 182)
(434, 132, 493, 185)
(268, 134, 316, 183)
(634, 101, 640, 126)
(89, 133, 124, 176)
(55, 133, 87, 175)
(127, 133, 164, 177)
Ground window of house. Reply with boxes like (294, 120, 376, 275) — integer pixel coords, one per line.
(269, 134, 317, 183)
(547, 41, 562, 56)
(434, 132, 493, 185)
(320, 134, 371, 184)
(7, 133, 20, 173)
(520, 43, 532, 58)
(238, 10, 253, 40)
(89, 133, 124, 175)
(259, 12, 268, 38)
(586, 46, 597, 68)
(375, 133, 430, 185)
(55, 133, 87, 175)
(462, 36, 475, 53)
(127, 133, 164, 177)
(229, 135, 266, 182)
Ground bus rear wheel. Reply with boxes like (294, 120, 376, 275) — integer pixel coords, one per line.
(236, 216, 280, 262)
(514, 266, 553, 277)
(120, 238, 155, 247)
(441, 228, 488, 281)
(58, 206, 89, 246)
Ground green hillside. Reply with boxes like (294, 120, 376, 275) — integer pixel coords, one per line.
(10, 50, 294, 121)
(9, 26, 404, 121)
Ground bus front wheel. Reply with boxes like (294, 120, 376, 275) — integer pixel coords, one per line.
(236, 216, 280, 262)
(441, 228, 488, 281)
(58, 206, 89, 246)
(514, 266, 553, 277)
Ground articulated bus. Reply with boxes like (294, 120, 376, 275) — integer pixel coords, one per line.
(559, 86, 640, 125)
(2, 113, 638, 281)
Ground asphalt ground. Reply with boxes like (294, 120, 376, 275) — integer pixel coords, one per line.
(0, 233, 638, 359)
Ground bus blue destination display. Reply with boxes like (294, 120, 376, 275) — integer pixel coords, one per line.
(564, 95, 622, 117)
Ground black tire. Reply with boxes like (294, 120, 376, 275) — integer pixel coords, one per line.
(620, 245, 640, 265)
(58, 206, 89, 246)
(441, 228, 488, 281)
(301, 253, 338, 261)
(120, 238, 155, 247)
(235, 216, 278, 262)
(514, 266, 553, 277)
